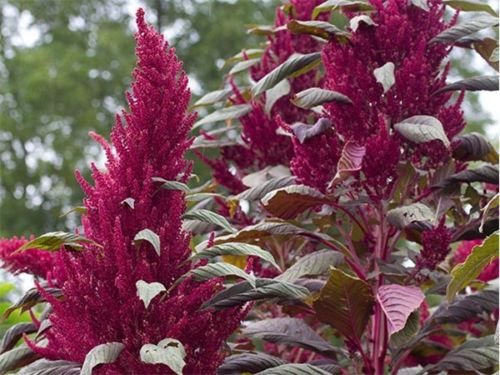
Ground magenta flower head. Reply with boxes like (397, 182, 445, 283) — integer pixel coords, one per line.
(0, 236, 55, 278)
(416, 219, 452, 271)
(289, 0, 465, 196)
(28, 9, 244, 374)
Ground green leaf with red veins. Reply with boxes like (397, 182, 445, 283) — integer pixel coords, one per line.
(376, 284, 425, 336)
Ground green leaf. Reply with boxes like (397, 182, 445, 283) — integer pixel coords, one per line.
(197, 220, 336, 252)
(231, 176, 295, 202)
(0, 322, 37, 353)
(481, 193, 499, 232)
(349, 15, 377, 32)
(376, 284, 425, 336)
(447, 233, 499, 301)
(135, 280, 166, 309)
(193, 104, 252, 129)
(425, 335, 498, 372)
(242, 317, 339, 357)
(292, 88, 352, 109)
(140, 339, 186, 375)
(2, 287, 63, 321)
(185, 193, 224, 203)
(134, 229, 161, 256)
(440, 165, 499, 188)
(443, 0, 497, 16)
(313, 268, 374, 342)
(453, 132, 499, 163)
(191, 87, 232, 108)
(81, 342, 124, 375)
(183, 209, 235, 233)
(328, 141, 366, 189)
(153, 177, 191, 193)
(313, 0, 373, 18)
(229, 58, 261, 75)
(252, 53, 322, 97)
(203, 278, 310, 309)
(276, 249, 344, 283)
(225, 48, 265, 66)
(473, 38, 499, 71)
(410, 0, 430, 11)
(18, 359, 81, 374)
(218, 353, 286, 374)
(264, 79, 291, 114)
(15, 231, 96, 253)
(287, 20, 350, 40)
(190, 262, 256, 287)
(430, 289, 498, 325)
(120, 198, 135, 209)
(387, 203, 434, 229)
(373, 62, 395, 93)
(434, 75, 499, 95)
(261, 184, 329, 220)
(390, 311, 420, 349)
(191, 242, 280, 271)
(256, 363, 333, 375)
(60, 206, 87, 217)
(0, 346, 39, 374)
(247, 24, 285, 36)
(394, 115, 450, 147)
(431, 15, 499, 44)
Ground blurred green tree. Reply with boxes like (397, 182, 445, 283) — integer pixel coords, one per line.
(0, 0, 277, 236)
(0, 0, 493, 237)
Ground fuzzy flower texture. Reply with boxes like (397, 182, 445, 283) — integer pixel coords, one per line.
(291, 0, 464, 195)
(23, 9, 243, 374)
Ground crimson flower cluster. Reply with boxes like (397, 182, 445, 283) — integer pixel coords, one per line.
(22, 10, 244, 374)
(0, 236, 55, 278)
(203, 0, 328, 193)
(290, 0, 464, 196)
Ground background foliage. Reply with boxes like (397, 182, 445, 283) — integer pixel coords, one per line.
(0, 0, 278, 236)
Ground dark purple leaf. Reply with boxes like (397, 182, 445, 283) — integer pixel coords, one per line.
(434, 75, 498, 95)
(290, 118, 333, 144)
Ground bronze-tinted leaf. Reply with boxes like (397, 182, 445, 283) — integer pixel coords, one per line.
(453, 132, 499, 163)
(261, 184, 330, 219)
(287, 20, 350, 40)
(313, 268, 374, 342)
(217, 353, 286, 375)
(242, 317, 339, 357)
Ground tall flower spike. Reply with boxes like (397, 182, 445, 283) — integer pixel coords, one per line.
(29, 9, 244, 374)
(320, 0, 463, 167)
